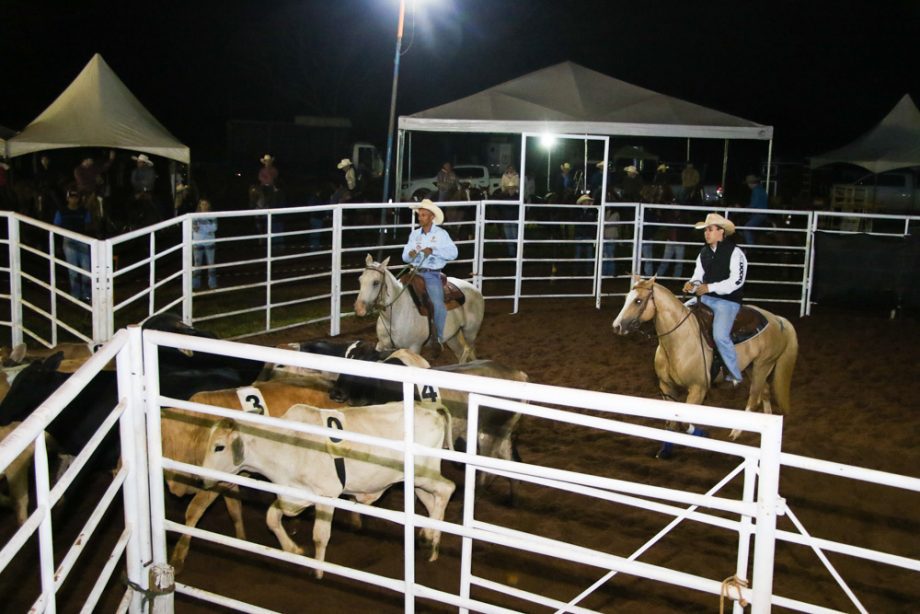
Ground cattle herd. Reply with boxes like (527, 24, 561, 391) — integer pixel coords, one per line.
(0, 313, 530, 583)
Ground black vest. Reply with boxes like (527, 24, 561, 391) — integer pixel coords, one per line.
(700, 242, 744, 303)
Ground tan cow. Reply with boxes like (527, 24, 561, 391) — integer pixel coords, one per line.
(201, 401, 455, 579)
(162, 380, 345, 570)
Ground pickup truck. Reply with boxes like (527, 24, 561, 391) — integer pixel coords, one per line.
(400, 164, 501, 202)
(831, 169, 920, 214)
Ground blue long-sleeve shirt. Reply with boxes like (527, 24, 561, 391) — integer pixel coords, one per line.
(402, 225, 457, 270)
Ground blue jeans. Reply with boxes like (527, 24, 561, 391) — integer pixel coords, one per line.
(193, 244, 217, 289)
(742, 213, 767, 245)
(422, 270, 447, 341)
(641, 242, 654, 277)
(63, 239, 91, 300)
(701, 294, 742, 381)
(602, 242, 616, 276)
(503, 223, 518, 257)
(656, 243, 685, 278)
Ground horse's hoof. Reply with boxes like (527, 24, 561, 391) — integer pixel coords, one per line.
(655, 442, 673, 459)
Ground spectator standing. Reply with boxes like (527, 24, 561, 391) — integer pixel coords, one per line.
(435, 162, 458, 202)
(73, 150, 115, 198)
(681, 162, 701, 204)
(602, 205, 621, 276)
(258, 154, 279, 207)
(573, 194, 599, 274)
(0, 160, 12, 211)
(619, 165, 644, 202)
(35, 155, 63, 217)
(332, 158, 356, 204)
(554, 162, 575, 201)
(499, 165, 521, 256)
(130, 154, 157, 194)
(500, 165, 520, 198)
(192, 199, 218, 290)
(53, 188, 93, 301)
(742, 174, 768, 245)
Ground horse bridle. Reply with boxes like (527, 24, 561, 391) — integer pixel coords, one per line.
(635, 284, 694, 340)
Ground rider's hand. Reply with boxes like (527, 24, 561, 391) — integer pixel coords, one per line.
(694, 283, 709, 296)
(408, 250, 417, 259)
(422, 247, 433, 256)
(682, 281, 695, 293)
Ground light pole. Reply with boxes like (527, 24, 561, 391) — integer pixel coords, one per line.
(381, 0, 407, 204)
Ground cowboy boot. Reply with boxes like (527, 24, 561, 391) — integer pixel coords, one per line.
(425, 314, 442, 358)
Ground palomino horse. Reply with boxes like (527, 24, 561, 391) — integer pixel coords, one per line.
(612, 276, 798, 440)
(354, 254, 485, 363)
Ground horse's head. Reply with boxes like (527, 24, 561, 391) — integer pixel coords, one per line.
(612, 275, 657, 335)
(354, 254, 391, 317)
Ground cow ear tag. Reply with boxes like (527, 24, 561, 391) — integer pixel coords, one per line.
(237, 386, 267, 414)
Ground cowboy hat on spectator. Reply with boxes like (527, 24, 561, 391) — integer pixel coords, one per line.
(337, 158, 352, 170)
(694, 212, 736, 235)
(624, 165, 639, 175)
(260, 154, 274, 164)
(131, 153, 154, 166)
(411, 199, 445, 225)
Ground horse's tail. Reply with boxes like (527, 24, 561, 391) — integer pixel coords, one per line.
(771, 316, 799, 413)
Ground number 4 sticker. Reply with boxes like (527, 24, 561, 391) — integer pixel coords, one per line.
(416, 384, 440, 402)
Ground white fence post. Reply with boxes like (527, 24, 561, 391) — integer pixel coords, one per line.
(750, 416, 784, 613)
(330, 206, 343, 336)
(182, 216, 193, 324)
(8, 216, 23, 347)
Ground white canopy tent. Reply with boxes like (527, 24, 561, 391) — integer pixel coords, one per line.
(809, 94, 920, 174)
(7, 53, 189, 164)
(395, 61, 773, 195)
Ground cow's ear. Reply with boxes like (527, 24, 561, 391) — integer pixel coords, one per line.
(231, 432, 244, 466)
(365, 253, 373, 266)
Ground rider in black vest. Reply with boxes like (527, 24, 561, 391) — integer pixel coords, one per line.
(683, 212, 747, 385)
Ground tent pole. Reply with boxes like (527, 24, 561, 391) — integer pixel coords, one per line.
(765, 138, 774, 196)
(721, 139, 729, 193)
(395, 129, 405, 203)
(583, 135, 588, 194)
(686, 138, 690, 162)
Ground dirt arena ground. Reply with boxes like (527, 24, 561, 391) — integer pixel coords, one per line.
(2, 296, 919, 612)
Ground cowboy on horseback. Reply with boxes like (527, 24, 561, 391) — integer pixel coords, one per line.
(682, 212, 748, 387)
(402, 199, 458, 355)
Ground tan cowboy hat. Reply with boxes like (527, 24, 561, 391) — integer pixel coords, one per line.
(411, 199, 445, 225)
(337, 158, 352, 170)
(694, 212, 736, 235)
(657, 163, 669, 172)
(595, 161, 606, 169)
(624, 165, 638, 175)
(131, 153, 154, 166)
(260, 154, 274, 164)
(560, 162, 572, 171)
(576, 194, 594, 205)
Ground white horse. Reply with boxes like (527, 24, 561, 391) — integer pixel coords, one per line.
(354, 254, 485, 363)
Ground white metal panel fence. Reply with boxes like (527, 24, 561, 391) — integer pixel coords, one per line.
(0, 204, 917, 347)
(0, 318, 917, 611)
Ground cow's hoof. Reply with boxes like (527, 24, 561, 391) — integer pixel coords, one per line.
(655, 442, 673, 460)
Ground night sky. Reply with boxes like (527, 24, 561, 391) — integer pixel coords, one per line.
(3, 0, 919, 161)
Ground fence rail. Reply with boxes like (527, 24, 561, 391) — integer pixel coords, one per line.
(0, 203, 917, 345)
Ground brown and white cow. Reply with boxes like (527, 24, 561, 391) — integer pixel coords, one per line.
(161, 380, 345, 570)
(200, 401, 455, 579)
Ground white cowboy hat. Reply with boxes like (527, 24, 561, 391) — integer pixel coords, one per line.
(576, 194, 594, 205)
(624, 165, 639, 175)
(411, 199, 445, 225)
(595, 161, 606, 169)
(336, 158, 352, 170)
(657, 163, 669, 172)
(694, 212, 736, 235)
(131, 153, 154, 166)
(560, 162, 572, 171)
(260, 154, 274, 164)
